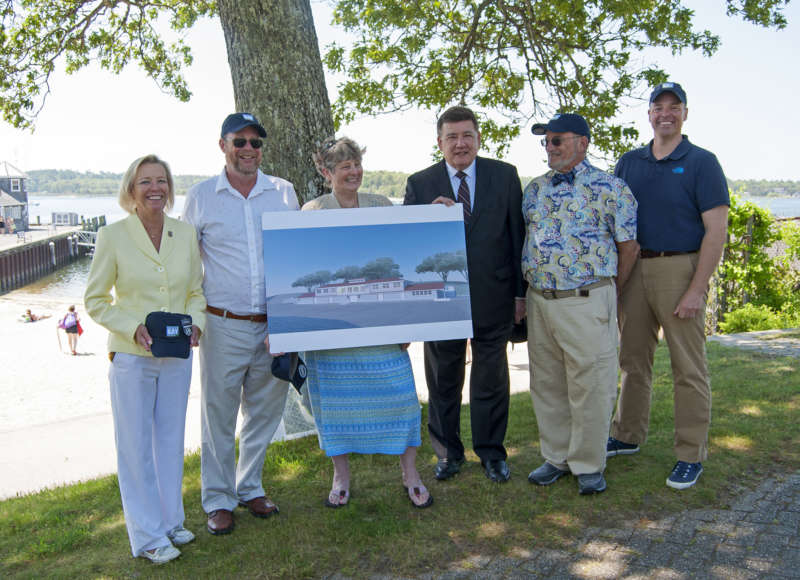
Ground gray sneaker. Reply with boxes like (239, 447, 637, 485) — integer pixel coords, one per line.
(606, 437, 640, 458)
(141, 544, 181, 564)
(577, 472, 607, 495)
(167, 526, 195, 546)
(528, 462, 569, 486)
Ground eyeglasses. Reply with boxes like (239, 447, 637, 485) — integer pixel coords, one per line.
(229, 138, 263, 149)
(540, 135, 581, 147)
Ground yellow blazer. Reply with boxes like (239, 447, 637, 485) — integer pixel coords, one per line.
(84, 214, 206, 357)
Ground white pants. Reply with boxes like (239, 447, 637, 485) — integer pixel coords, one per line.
(109, 352, 192, 556)
(200, 314, 288, 513)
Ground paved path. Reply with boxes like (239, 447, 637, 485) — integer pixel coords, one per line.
(331, 471, 800, 579)
(330, 331, 800, 580)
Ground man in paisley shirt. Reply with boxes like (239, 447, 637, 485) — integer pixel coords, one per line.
(522, 113, 639, 495)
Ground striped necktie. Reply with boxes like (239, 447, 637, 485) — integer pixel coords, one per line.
(456, 171, 471, 223)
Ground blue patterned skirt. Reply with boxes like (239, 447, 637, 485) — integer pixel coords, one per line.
(303, 344, 421, 456)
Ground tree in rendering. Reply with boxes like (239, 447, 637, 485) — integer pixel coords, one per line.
(416, 250, 468, 283)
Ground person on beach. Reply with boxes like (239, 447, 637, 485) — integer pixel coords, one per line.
(301, 137, 432, 509)
(84, 154, 206, 564)
(22, 309, 51, 322)
(522, 113, 638, 495)
(182, 112, 299, 536)
(404, 106, 525, 484)
(607, 82, 729, 490)
(60, 305, 81, 355)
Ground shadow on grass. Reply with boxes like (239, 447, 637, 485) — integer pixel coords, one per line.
(1, 342, 798, 578)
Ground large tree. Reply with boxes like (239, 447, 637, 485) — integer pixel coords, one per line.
(325, 0, 790, 159)
(0, 0, 333, 201)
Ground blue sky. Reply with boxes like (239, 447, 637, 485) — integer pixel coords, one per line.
(1, 2, 797, 180)
(263, 221, 468, 295)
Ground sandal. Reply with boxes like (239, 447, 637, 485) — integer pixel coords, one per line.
(324, 488, 350, 508)
(403, 483, 433, 509)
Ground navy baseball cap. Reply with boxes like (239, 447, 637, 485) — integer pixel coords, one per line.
(271, 353, 307, 393)
(649, 82, 687, 104)
(531, 113, 591, 141)
(220, 112, 267, 138)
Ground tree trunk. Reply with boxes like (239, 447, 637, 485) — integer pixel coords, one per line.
(217, 0, 333, 203)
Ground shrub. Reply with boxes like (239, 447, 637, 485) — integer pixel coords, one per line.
(718, 303, 783, 333)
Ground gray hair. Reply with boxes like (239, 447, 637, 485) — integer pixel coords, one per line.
(118, 154, 175, 214)
(313, 136, 365, 182)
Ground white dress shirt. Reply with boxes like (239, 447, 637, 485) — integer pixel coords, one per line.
(445, 159, 477, 210)
(182, 168, 299, 314)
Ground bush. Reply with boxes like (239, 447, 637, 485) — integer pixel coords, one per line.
(718, 302, 800, 334)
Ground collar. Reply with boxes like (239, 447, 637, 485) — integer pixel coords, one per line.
(214, 167, 276, 198)
(546, 158, 591, 181)
(445, 158, 477, 180)
(639, 135, 692, 162)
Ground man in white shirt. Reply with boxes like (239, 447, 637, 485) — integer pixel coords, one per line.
(183, 113, 300, 535)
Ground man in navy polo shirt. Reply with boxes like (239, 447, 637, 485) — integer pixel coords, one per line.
(607, 82, 729, 490)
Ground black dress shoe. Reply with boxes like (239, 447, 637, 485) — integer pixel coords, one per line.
(482, 459, 511, 483)
(434, 457, 465, 480)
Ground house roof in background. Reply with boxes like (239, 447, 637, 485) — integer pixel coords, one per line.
(0, 161, 27, 179)
(0, 190, 25, 207)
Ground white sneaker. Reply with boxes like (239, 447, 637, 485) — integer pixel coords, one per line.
(167, 526, 196, 546)
(141, 544, 181, 564)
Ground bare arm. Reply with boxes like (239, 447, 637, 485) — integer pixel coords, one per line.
(615, 239, 640, 294)
(673, 205, 729, 319)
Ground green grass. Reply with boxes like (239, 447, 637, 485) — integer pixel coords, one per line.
(1, 342, 798, 578)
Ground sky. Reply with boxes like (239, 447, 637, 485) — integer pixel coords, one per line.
(263, 221, 468, 294)
(0, 1, 797, 181)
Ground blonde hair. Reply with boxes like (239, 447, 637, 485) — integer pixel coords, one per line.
(118, 154, 175, 214)
(312, 137, 365, 184)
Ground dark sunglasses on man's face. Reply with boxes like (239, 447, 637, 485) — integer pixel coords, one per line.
(540, 135, 581, 148)
(230, 138, 263, 149)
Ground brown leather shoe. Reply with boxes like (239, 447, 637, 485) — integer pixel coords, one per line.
(207, 509, 234, 535)
(239, 496, 279, 518)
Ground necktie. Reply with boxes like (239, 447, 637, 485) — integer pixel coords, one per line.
(551, 169, 575, 186)
(456, 171, 471, 223)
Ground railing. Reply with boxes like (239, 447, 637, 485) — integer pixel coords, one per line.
(0, 216, 105, 295)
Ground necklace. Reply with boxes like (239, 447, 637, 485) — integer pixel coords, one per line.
(334, 192, 359, 208)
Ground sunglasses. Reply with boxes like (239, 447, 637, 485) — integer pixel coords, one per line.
(540, 135, 581, 147)
(229, 138, 263, 149)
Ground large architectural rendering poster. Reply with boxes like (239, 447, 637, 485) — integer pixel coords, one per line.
(262, 204, 473, 352)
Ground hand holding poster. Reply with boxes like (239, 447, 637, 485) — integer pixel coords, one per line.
(262, 203, 473, 352)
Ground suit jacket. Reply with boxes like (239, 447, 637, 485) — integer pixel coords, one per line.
(405, 157, 525, 329)
(84, 214, 206, 356)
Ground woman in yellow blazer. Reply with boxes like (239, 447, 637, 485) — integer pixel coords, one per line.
(84, 154, 206, 565)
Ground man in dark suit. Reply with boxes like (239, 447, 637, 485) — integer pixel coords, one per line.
(405, 106, 526, 483)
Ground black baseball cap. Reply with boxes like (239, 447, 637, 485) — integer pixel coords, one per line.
(531, 113, 591, 141)
(649, 82, 687, 104)
(220, 112, 267, 138)
(271, 353, 307, 393)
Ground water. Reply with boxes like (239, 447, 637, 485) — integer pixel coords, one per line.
(20, 196, 185, 302)
(740, 196, 800, 218)
(28, 195, 186, 226)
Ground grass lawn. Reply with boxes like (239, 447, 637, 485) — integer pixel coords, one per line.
(1, 342, 798, 578)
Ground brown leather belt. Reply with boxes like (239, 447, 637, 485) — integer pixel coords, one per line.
(529, 278, 612, 300)
(206, 305, 267, 322)
(640, 249, 697, 259)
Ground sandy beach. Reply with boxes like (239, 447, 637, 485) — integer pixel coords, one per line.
(0, 286, 531, 499)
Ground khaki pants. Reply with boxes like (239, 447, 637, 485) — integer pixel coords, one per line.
(526, 284, 618, 475)
(611, 253, 710, 462)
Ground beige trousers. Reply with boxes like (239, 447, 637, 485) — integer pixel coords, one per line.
(611, 253, 711, 462)
(526, 284, 618, 475)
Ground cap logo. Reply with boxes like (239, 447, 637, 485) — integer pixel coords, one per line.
(165, 325, 179, 337)
(552, 114, 561, 120)
(662, 82, 674, 89)
(242, 113, 254, 121)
